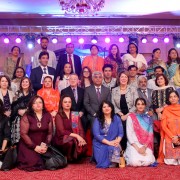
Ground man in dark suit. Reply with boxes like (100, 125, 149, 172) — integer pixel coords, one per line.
(55, 43, 82, 82)
(61, 73, 84, 115)
(137, 75, 157, 120)
(84, 71, 111, 129)
(30, 51, 55, 92)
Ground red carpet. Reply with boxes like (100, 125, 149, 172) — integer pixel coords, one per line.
(0, 159, 180, 180)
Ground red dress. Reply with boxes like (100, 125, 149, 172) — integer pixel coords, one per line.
(53, 112, 87, 161)
(17, 112, 53, 171)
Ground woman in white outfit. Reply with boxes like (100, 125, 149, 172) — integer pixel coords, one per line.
(125, 97, 155, 166)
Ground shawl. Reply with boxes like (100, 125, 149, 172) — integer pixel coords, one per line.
(129, 113, 153, 150)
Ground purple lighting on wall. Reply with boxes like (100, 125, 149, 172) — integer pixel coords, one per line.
(78, 38, 84, 44)
(37, 38, 41, 44)
(105, 37, 110, 43)
(152, 37, 158, 43)
(66, 37, 72, 43)
(4, 38, 10, 44)
(164, 37, 170, 43)
(15, 37, 21, 43)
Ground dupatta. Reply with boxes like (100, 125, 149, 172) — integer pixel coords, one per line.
(129, 113, 153, 150)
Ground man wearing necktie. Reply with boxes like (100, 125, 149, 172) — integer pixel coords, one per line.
(30, 51, 55, 92)
(84, 71, 111, 130)
(137, 76, 156, 120)
(55, 43, 82, 83)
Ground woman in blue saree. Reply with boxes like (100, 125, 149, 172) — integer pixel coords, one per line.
(93, 101, 124, 168)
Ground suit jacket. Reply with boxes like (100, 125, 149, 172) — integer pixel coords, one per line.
(61, 86, 84, 112)
(111, 85, 138, 114)
(55, 54, 82, 80)
(84, 85, 111, 116)
(137, 88, 153, 111)
(30, 66, 55, 92)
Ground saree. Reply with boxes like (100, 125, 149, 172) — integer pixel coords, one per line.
(129, 113, 153, 151)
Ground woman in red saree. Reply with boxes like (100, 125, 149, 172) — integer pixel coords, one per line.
(53, 95, 87, 162)
(158, 90, 180, 165)
(37, 76, 60, 118)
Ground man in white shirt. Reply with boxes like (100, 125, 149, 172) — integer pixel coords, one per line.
(32, 37, 57, 69)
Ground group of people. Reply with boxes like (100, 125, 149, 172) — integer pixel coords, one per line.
(0, 36, 180, 171)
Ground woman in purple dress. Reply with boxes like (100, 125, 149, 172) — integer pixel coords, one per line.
(17, 95, 53, 171)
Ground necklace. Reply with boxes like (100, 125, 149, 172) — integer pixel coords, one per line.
(35, 114, 42, 128)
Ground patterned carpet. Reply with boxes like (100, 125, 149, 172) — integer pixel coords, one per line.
(0, 159, 180, 180)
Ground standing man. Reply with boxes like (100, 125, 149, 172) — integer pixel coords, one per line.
(32, 37, 57, 69)
(84, 71, 111, 130)
(61, 73, 84, 117)
(30, 51, 55, 92)
(102, 64, 117, 90)
(55, 43, 82, 81)
(128, 65, 138, 88)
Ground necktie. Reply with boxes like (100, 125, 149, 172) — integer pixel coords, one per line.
(43, 67, 47, 74)
(142, 90, 147, 98)
(73, 88, 77, 103)
(96, 88, 101, 101)
(68, 54, 73, 71)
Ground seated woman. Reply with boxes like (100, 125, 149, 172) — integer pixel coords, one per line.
(17, 96, 53, 171)
(11, 77, 35, 145)
(0, 99, 11, 165)
(125, 98, 155, 167)
(93, 101, 123, 168)
(11, 67, 26, 93)
(53, 95, 87, 162)
(38, 76, 60, 118)
(158, 91, 180, 165)
(0, 75, 15, 117)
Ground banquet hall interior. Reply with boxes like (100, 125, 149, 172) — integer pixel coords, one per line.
(0, 0, 180, 179)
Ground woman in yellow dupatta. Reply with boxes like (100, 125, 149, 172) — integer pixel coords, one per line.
(158, 90, 180, 165)
(37, 76, 60, 118)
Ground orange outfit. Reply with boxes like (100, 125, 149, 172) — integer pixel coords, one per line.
(37, 86, 60, 113)
(158, 104, 180, 163)
(82, 55, 104, 72)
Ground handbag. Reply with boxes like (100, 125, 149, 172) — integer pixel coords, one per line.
(1, 146, 17, 171)
(119, 150, 125, 168)
(41, 145, 67, 170)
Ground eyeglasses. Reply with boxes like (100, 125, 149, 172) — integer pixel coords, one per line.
(83, 71, 90, 73)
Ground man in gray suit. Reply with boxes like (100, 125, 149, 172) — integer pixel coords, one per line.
(84, 71, 111, 130)
(137, 76, 157, 120)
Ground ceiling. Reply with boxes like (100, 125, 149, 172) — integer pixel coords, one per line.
(0, 0, 180, 19)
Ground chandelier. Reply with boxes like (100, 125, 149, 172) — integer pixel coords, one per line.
(59, 0, 105, 14)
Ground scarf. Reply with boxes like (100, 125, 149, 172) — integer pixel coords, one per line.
(129, 113, 153, 150)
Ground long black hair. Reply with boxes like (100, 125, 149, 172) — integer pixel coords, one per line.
(98, 101, 115, 127)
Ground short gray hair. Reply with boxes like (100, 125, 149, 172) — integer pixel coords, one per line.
(137, 75, 147, 84)
(92, 71, 103, 78)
